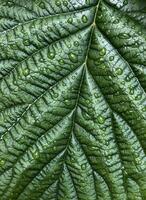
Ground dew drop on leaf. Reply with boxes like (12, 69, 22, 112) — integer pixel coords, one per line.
(0, 159, 5, 167)
(101, 64, 106, 70)
(115, 68, 123, 76)
(119, 33, 130, 39)
(123, 0, 128, 5)
(71, 157, 76, 163)
(23, 68, 30, 76)
(63, 0, 68, 6)
(125, 75, 132, 82)
(99, 48, 106, 56)
(81, 163, 87, 170)
(11, 44, 17, 50)
(39, 2, 45, 9)
(59, 59, 64, 64)
(48, 51, 55, 59)
(81, 15, 88, 23)
(55, 0, 61, 6)
(65, 99, 69, 105)
(142, 106, 146, 112)
(68, 52, 78, 63)
(39, 58, 44, 62)
(54, 93, 59, 98)
(113, 19, 119, 24)
(94, 93, 99, 98)
(109, 56, 114, 61)
(7, 1, 13, 6)
(99, 57, 104, 62)
(67, 17, 73, 24)
(74, 41, 79, 47)
(32, 151, 39, 159)
(108, 75, 112, 80)
(86, 99, 90, 105)
(68, 44, 71, 48)
(78, 35, 82, 39)
(97, 115, 105, 124)
(129, 87, 134, 95)
(72, 75, 76, 80)
(23, 39, 30, 46)
(135, 94, 142, 101)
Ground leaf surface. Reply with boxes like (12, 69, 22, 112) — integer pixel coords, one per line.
(0, 0, 146, 199)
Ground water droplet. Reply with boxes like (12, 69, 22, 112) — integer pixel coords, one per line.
(65, 99, 69, 105)
(115, 68, 123, 76)
(108, 75, 112, 80)
(48, 51, 55, 59)
(113, 19, 119, 24)
(68, 44, 71, 48)
(39, 2, 45, 9)
(72, 75, 76, 80)
(78, 35, 82, 39)
(94, 93, 99, 98)
(142, 106, 146, 112)
(129, 87, 134, 95)
(11, 44, 17, 50)
(98, 12, 103, 19)
(94, 60, 100, 65)
(63, 0, 68, 6)
(86, 99, 90, 104)
(23, 68, 30, 76)
(67, 17, 73, 24)
(103, 151, 108, 157)
(99, 48, 106, 56)
(54, 93, 59, 98)
(53, 144, 57, 150)
(23, 39, 30, 46)
(55, 0, 61, 6)
(125, 75, 132, 82)
(81, 163, 87, 170)
(109, 56, 114, 61)
(7, 1, 13, 6)
(119, 33, 130, 39)
(97, 115, 105, 124)
(39, 58, 44, 62)
(59, 59, 64, 64)
(0, 159, 5, 166)
(81, 15, 88, 23)
(32, 151, 39, 159)
(135, 94, 142, 101)
(101, 64, 106, 70)
(71, 157, 76, 163)
(120, 81, 125, 86)
(136, 157, 141, 164)
(74, 41, 79, 47)
(123, 0, 128, 5)
(99, 58, 104, 63)
(68, 52, 78, 63)
(138, 31, 142, 36)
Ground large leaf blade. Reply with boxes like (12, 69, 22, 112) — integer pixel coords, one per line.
(0, 0, 146, 199)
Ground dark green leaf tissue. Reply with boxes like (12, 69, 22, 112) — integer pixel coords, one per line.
(0, 0, 146, 199)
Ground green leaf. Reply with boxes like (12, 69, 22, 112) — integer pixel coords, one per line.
(0, 0, 146, 199)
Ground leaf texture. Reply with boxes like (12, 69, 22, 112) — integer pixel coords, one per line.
(0, 0, 146, 199)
